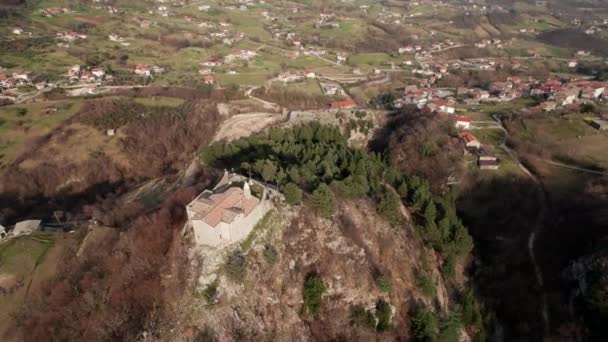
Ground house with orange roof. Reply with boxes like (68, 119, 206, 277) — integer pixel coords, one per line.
(330, 99, 357, 109)
(459, 131, 481, 149)
(186, 172, 272, 248)
(454, 116, 471, 129)
(203, 75, 215, 84)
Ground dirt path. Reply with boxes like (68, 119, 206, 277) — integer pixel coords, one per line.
(245, 86, 281, 112)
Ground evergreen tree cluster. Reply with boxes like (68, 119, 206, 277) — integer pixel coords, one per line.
(201, 122, 471, 254)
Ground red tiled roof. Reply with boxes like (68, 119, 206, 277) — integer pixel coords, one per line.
(190, 187, 259, 227)
(330, 99, 356, 108)
(456, 116, 471, 123)
(135, 64, 150, 71)
(458, 131, 478, 144)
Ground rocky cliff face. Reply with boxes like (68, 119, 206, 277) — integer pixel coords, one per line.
(170, 199, 458, 341)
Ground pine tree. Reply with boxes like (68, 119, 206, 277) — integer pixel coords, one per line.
(261, 160, 277, 184)
(284, 183, 302, 205)
(312, 183, 335, 218)
(424, 201, 437, 226)
(378, 188, 401, 226)
(397, 182, 409, 199)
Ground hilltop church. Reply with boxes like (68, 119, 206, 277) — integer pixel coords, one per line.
(186, 172, 272, 248)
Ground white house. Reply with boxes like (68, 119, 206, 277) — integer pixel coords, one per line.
(304, 70, 317, 78)
(459, 132, 481, 149)
(455, 116, 472, 129)
(277, 72, 304, 83)
(320, 82, 345, 95)
(12, 71, 30, 81)
(432, 100, 455, 114)
(134, 64, 151, 76)
(91, 68, 105, 78)
(186, 174, 272, 248)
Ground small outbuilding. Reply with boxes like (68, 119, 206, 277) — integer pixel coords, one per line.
(589, 119, 608, 131)
(12, 220, 41, 236)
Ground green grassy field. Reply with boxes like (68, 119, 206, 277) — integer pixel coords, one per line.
(0, 99, 84, 166)
(348, 53, 397, 67)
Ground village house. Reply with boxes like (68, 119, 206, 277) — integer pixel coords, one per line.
(108, 33, 125, 42)
(0, 91, 18, 102)
(577, 82, 606, 100)
(455, 116, 472, 129)
(320, 82, 345, 96)
(80, 71, 96, 83)
(203, 58, 224, 67)
(554, 87, 580, 106)
(41, 7, 72, 17)
(199, 67, 212, 75)
(203, 75, 215, 84)
(459, 131, 481, 149)
(12, 220, 41, 236)
(427, 99, 455, 114)
(134, 64, 152, 76)
(56, 31, 87, 42)
(225, 50, 257, 62)
(478, 147, 499, 170)
(11, 71, 30, 81)
(540, 101, 557, 112)
(91, 68, 105, 78)
(330, 99, 357, 110)
(186, 173, 272, 248)
(399, 46, 414, 54)
(277, 72, 304, 83)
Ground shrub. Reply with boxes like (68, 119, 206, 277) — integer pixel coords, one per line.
(195, 326, 216, 342)
(303, 273, 325, 316)
(376, 274, 392, 293)
(416, 271, 437, 299)
(375, 299, 392, 331)
(439, 309, 462, 342)
(224, 251, 247, 283)
(284, 182, 302, 205)
(459, 289, 484, 328)
(412, 308, 439, 341)
(16, 108, 27, 117)
(263, 244, 278, 266)
(201, 278, 219, 304)
(350, 305, 377, 329)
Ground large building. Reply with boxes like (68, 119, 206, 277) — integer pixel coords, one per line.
(186, 173, 272, 248)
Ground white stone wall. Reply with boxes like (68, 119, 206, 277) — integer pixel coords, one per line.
(228, 199, 272, 243)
